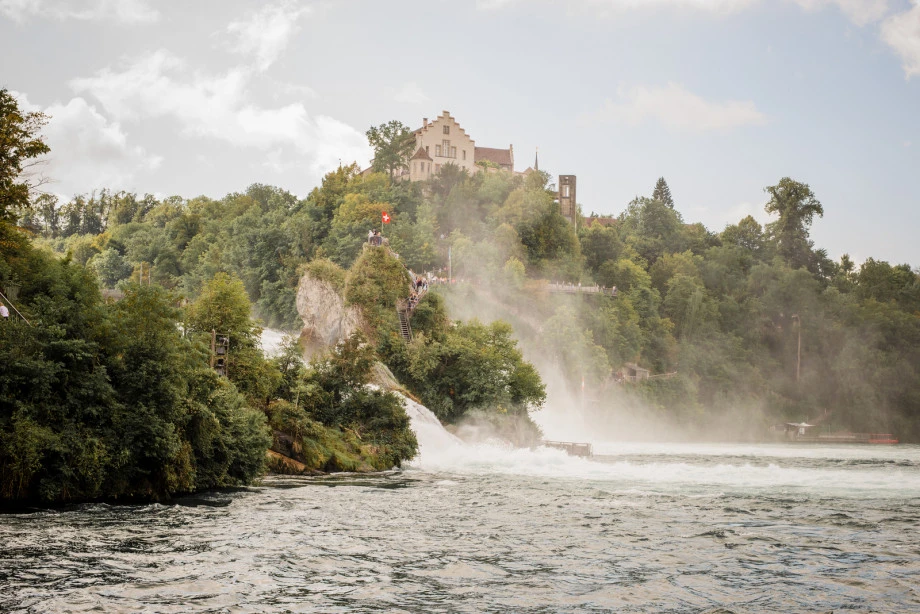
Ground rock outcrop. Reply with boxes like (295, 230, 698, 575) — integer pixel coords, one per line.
(295, 272, 362, 358)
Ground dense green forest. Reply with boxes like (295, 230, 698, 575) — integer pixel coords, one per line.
(19, 123, 920, 440)
(3, 89, 920, 508)
(0, 92, 551, 503)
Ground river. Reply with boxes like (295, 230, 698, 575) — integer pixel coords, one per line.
(2, 400, 919, 612)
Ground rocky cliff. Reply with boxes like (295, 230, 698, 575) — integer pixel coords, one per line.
(295, 272, 362, 358)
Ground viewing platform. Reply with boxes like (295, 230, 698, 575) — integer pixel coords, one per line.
(545, 283, 617, 297)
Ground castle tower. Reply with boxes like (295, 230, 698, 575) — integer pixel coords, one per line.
(558, 175, 577, 226)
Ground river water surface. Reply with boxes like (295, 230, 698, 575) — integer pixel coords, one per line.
(2, 403, 919, 613)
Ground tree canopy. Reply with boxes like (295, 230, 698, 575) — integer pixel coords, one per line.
(764, 177, 824, 269)
(652, 177, 674, 208)
(0, 89, 49, 223)
(366, 120, 416, 178)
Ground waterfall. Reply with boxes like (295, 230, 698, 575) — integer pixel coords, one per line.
(399, 394, 598, 475)
(400, 395, 465, 466)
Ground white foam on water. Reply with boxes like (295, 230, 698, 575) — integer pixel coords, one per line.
(259, 328, 288, 356)
(401, 396, 920, 498)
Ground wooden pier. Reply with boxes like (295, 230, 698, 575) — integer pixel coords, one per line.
(543, 441, 593, 457)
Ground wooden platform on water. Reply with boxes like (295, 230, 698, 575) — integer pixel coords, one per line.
(543, 441, 593, 457)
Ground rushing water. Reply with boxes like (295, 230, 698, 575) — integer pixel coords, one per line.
(2, 401, 919, 613)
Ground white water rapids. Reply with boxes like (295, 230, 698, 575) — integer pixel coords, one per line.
(3, 393, 919, 612)
(69, 329, 900, 610)
(401, 395, 920, 500)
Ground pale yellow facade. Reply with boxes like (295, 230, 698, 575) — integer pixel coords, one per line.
(408, 111, 477, 181)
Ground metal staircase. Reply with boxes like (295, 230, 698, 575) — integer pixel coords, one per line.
(397, 300, 413, 342)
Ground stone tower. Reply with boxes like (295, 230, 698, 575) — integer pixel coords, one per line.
(558, 175, 577, 226)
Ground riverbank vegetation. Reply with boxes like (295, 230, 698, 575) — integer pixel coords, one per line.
(0, 92, 423, 505)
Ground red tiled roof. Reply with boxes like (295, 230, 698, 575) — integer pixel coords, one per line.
(582, 216, 618, 228)
(474, 147, 513, 167)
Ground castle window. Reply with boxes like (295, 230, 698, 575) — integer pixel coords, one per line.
(462, 150, 466, 160)
(443, 140, 451, 157)
(563, 185, 570, 197)
(451, 147, 457, 158)
(435, 145, 441, 156)
(443, 125, 450, 135)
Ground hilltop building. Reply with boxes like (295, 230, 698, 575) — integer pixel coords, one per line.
(401, 111, 514, 181)
(379, 110, 587, 226)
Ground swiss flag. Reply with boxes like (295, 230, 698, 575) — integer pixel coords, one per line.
(382, 212, 391, 224)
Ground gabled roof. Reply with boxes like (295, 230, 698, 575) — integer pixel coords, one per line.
(414, 111, 474, 143)
(474, 146, 513, 167)
(410, 146, 432, 161)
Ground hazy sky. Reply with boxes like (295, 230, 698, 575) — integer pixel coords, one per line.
(2, 0, 918, 264)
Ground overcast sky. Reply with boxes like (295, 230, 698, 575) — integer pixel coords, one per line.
(2, 0, 918, 264)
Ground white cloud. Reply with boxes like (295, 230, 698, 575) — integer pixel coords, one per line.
(391, 82, 431, 104)
(592, 83, 766, 131)
(0, 0, 157, 23)
(588, 0, 756, 12)
(70, 50, 371, 174)
(11, 91, 160, 193)
(791, 0, 890, 26)
(479, 0, 890, 22)
(225, 0, 310, 71)
(479, 0, 756, 14)
(881, 0, 920, 78)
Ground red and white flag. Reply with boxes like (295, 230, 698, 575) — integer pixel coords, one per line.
(382, 212, 391, 224)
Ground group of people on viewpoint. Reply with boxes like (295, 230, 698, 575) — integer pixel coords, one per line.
(408, 275, 428, 310)
(367, 229, 384, 246)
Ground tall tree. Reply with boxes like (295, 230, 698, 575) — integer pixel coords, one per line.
(652, 177, 674, 208)
(721, 215, 766, 255)
(0, 89, 50, 223)
(366, 120, 415, 179)
(34, 193, 59, 237)
(763, 177, 823, 269)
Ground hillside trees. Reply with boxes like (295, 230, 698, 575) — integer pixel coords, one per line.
(9, 96, 919, 444)
(386, 317, 545, 425)
(855, 258, 920, 310)
(266, 333, 418, 471)
(0, 89, 49, 223)
(722, 215, 767, 257)
(0, 236, 271, 502)
(366, 120, 415, 178)
(618, 196, 684, 265)
(185, 272, 279, 405)
(580, 222, 624, 275)
(345, 244, 411, 336)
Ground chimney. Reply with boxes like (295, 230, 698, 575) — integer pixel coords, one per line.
(423, 117, 428, 127)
